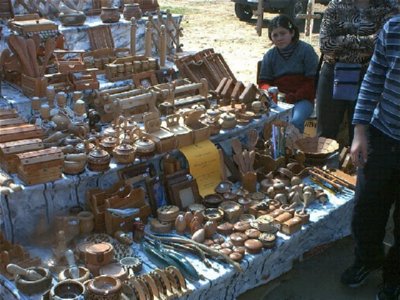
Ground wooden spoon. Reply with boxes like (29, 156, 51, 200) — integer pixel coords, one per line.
(249, 150, 256, 172)
(7, 35, 34, 77)
(233, 154, 246, 174)
(26, 38, 40, 77)
(40, 38, 56, 77)
(247, 129, 258, 151)
(231, 138, 242, 155)
(242, 149, 250, 173)
(32, 34, 41, 52)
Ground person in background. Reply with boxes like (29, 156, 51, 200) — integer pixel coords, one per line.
(341, 15, 400, 300)
(258, 14, 318, 133)
(316, 0, 396, 146)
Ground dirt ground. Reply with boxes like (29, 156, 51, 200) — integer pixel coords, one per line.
(159, 0, 325, 85)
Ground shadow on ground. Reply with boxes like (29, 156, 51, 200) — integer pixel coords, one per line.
(238, 236, 384, 300)
(238, 210, 396, 300)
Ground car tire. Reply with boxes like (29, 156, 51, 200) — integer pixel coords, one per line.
(234, 3, 253, 21)
(282, 0, 308, 21)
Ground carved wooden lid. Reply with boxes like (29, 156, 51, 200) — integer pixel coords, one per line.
(157, 205, 179, 223)
(216, 222, 233, 236)
(229, 232, 248, 246)
(245, 228, 261, 239)
(86, 242, 113, 255)
(229, 251, 243, 262)
(244, 239, 263, 254)
(233, 221, 251, 232)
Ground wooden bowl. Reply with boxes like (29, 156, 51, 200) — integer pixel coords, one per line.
(203, 194, 224, 208)
(293, 137, 339, 159)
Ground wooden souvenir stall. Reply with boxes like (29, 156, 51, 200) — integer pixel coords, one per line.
(0, 1, 358, 300)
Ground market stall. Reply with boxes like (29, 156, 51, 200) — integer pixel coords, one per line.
(0, 1, 358, 299)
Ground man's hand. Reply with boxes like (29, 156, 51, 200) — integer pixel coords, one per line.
(350, 124, 368, 167)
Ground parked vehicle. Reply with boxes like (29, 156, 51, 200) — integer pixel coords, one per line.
(232, 0, 330, 22)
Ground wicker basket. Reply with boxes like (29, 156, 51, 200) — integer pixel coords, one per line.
(294, 137, 339, 159)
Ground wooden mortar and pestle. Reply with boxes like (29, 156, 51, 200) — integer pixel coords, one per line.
(7, 263, 52, 295)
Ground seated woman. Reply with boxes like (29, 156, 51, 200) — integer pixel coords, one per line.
(258, 15, 319, 133)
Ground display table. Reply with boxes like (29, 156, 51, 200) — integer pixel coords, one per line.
(0, 98, 356, 300)
(0, 12, 182, 52)
(0, 103, 292, 244)
(0, 182, 354, 300)
(178, 186, 354, 299)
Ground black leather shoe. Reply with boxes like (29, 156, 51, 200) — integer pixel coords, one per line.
(376, 283, 400, 300)
(341, 263, 380, 288)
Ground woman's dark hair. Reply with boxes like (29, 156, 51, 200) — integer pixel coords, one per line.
(268, 14, 299, 42)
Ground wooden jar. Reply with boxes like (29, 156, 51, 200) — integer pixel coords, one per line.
(87, 148, 111, 172)
(123, 3, 142, 20)
(112, 143, 135, 164)
(87, 275, 122, 300)
(85, 242, 115, 266)
(100, 7, 121, 23)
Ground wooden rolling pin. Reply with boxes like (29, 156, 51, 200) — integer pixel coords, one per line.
(6, 263, 43, 280)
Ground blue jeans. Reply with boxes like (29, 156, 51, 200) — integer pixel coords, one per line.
(291, 99, 314, 133)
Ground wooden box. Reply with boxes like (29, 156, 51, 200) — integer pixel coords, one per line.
(184, 110, 210, 144)
(0, 117, 25, 128)
(54, 50, 86, 74)
(280, 216, 303, 235)
(144, 112, 177, 153)
(0, 138, 44, 173)
(105, 187, 152, 235)
(21, 74, 48, 98)
(0, 109, 18, 120)
(70, 71, 100, 91)
(0, 124, 43, 143)
(16, 148, 64, 185)
(87, 182, 131, 232)
(105, 56, 158, 82)
(165, 114, 193, 148)
(9, 15, 58, 35)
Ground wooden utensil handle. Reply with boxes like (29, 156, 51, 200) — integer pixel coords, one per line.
(27, 38, 40, 77)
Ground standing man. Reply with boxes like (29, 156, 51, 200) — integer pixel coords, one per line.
(341, 15, 400, 300)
